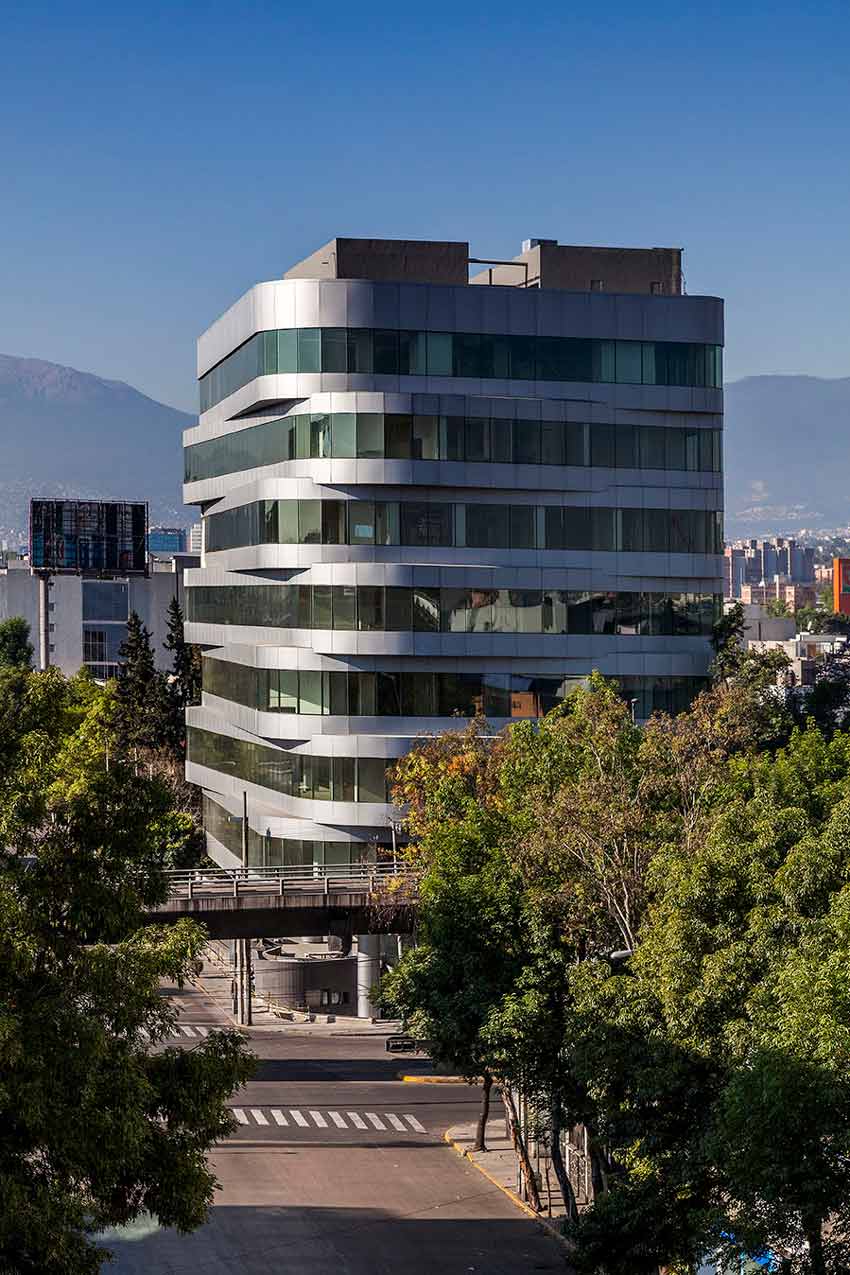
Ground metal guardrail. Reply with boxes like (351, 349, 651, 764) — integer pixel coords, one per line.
(162, 862, 414, 901)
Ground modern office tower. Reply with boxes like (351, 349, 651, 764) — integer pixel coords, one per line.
(183, 236, 724, 875)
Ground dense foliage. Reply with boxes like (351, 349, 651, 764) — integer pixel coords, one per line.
(0, 615, 34, 669)
(0, 665, 253, 1274)
(381, 665, 850, 1274)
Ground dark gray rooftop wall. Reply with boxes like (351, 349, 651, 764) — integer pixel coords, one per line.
(284, 237, 470, 286)
(471, 244, 683, 295)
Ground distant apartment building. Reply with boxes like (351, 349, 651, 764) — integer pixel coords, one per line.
(148, 526, 188, 556)
(740, 581, 818, 611)
(188, 523, 203, 554)
(833, 556, 850, 615)
(724, 537, 815, 598)
(0, 555, 197, 679)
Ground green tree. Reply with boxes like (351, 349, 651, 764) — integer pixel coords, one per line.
(0, 615, 34, 669)
(162, 597, 202, 757)
(114, 611, 170, 753)
(765, 596, 791, 617)
(0, 666, 254, 1274)
(710, 600, 746, 682)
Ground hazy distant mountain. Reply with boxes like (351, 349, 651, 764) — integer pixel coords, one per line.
(1, 355, 848, 549)
(0, 353, 194, 546)
(724, 375, 850, 538)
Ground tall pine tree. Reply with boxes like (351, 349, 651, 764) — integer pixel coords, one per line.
(114, 612, 170, 754)
(162, 597, 201, 757)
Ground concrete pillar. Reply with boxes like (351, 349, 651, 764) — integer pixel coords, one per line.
(37, 573, 50, 670)
(356, 933, 381, 1018)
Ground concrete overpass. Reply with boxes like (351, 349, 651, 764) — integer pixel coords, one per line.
(145, 864, 417, 941)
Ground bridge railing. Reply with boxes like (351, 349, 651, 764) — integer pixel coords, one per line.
(162, 862, 415, 900)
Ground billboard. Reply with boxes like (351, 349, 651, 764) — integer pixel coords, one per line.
(30, 500, 148, 574)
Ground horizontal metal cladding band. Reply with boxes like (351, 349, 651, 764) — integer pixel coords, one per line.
(186, 584, 722, 635)
(199, 327, 722, 412)
(205, 500, 723, 555)
(185, 412, 722, 482)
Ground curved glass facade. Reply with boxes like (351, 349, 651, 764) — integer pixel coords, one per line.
(206, 500, 723, 555)
(202, 659, 712, 718)
(188, 727, 389, 802)
(199, 327, 722, 411)
(188, 584, 721, 635)
(186, 412, 722, 483)
(186, 265, 724, 871)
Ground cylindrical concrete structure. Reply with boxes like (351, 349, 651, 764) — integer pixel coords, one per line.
(356, 934, 381, 1019)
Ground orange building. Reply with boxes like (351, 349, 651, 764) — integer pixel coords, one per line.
(833, 557, 850, 614)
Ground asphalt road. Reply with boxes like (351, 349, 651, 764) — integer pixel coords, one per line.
(101, 980, 567, 1274)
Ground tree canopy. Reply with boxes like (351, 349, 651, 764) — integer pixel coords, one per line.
(381, 673, 850, 1273)
(0, 664, 253, 1274)
(0, 615, 34, 669)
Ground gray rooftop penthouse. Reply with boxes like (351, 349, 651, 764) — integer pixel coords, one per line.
(184, 235, 723, 876)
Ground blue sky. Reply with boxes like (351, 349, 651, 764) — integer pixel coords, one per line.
(1, 0, 848, 411)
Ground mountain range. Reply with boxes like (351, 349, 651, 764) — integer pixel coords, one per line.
(0, 353, 193, 547)
(0, 354, 848, 547)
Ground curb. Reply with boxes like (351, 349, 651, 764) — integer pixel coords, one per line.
(442, 1131, 576, 1263)
(400, 1074, 470, 1084)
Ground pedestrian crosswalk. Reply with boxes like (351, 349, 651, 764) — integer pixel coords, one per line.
(228, 1107, 427, 1135)
(141, 1024, 217, 1042)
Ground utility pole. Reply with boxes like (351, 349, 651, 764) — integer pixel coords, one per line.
(239, 789, 252, 1027)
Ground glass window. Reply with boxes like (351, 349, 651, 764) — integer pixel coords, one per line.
(352, 672, 376, 715)
(312, 585, 332, 630)
(299, 670, 323, 715)
(321, 501, 345, 545)
(441, 416, 464, 461)
(386, 587, 411, 630)
(321, 329, 347, 374)
(615, 591, 642, 635)
(82, 581, 128, 622)
(385, 414, 412, 459)
(510, 505, 536, 549)
(466, 504, 509, 549)
(615, 342, 643, 384)
(277, 329, 297, 374)
(565, 421, 587, 466)
(490, 416, 512, 463)
(562, 506, 591, 549)
(590, 424, 615, 467)
(466, 588, 496, 632)
(513, 419, 540, 465)
(465, 416, 490, 462)
(402, 672, 437, 715)
(645, 508, 670, 553)
(453, 332, 482, 378)
(592, 591, 617, 634)
(372, 330, 399, 375)
(333, 585, 356, 630)
(277, 499, 298, 544)
(639, 426, 666, 469)
(544, 507, 563, 550)
(591, 508, 616, 552)
(297, 328, 321, 373)
(333, 757, 356, 802)
(327, 671, 349, 715)
(540, 419, 564, 466)
(349, 501, 376, 545)
(357, 758, 387, 804)
(400, 503, 452, 547)
(346, 329, 372, 374)
(427, 332, 453, 375)
(298, 500, 321, 544)
(413, 588, 440, 632)
(332, 412, 356, 458)
(310, 414, 332, 458)
(357, 413, 384, 459)
(358, 586, 384, 631)
(441, 588, 471, 632)
(412, 415, 439, 460)
(376, 501, 399, 546)
(665, 427, 686, 471)
(615, 424, 638, 468)
(621, 508, 644, 553)
(376, 672, 402, 715)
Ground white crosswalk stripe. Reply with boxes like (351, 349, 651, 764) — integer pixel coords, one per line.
(178, 1025, 195, 1037)
(226, 1107, 428, 1134)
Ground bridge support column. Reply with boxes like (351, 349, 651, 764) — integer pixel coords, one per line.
(356, 934, 381, 1019)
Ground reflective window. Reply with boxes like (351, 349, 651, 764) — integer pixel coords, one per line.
(188, 731, 389, 803)
(186, 411, 723, 484)
(199, 328, 723, 411)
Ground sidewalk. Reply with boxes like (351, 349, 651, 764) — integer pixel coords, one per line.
(445, 1120, 576, 1267)
(189, 958, 401, 1036)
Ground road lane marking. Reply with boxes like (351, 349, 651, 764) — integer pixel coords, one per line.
(194, 1026, 209, 1036)
(309, 1111, 328, 1128)
(270, 1109, 288, 1126)
(328, 1111, 347, 1128)
(232, 1109, 249, 1125)
(386, 1113, 406, 1131)
(178, 1025, 196, 1037)
(250, 1109, 268, 1125)
(404, 1114, 426, 1132)
(290, 1110, 309, 1127)
(346, 1112, 367, 1129)
(365, 1112, 386, 1130)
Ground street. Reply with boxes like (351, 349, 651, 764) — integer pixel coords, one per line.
(102, 979, 567, 1274)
